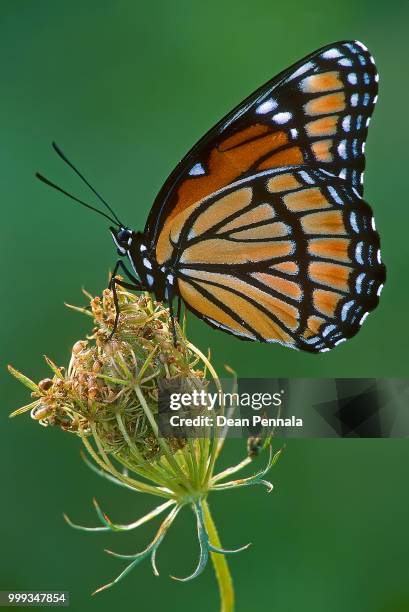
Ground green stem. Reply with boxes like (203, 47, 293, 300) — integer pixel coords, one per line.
(202, 499, 234, 612)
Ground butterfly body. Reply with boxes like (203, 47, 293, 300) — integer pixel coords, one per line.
(110, 227, 170, 302)
(40, 40, 386, 353)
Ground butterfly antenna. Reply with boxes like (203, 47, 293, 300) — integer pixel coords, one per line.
(51, 141, 124, 226)
(36, 172, 120, 226)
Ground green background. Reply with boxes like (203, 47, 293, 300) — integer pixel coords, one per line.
(2, 1, 408, 610)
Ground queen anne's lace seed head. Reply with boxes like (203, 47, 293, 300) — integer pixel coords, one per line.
(9, 285, 281, 598)
(11, 288, 208, 460)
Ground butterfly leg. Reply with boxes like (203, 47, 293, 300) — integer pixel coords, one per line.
(176, 295, 182, 322)
(108, 259, 142, 339)
(110, 259, 141, 288)
(165, 278, 178, 347)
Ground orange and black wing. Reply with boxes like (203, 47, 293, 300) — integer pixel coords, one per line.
(146, 40, 379, 248)
(147, 40, 384, 351)
(157, 168, 385, 352)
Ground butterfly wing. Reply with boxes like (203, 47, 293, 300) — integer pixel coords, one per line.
(146, 40, 384, 351)
(146, 40, 378, 248)
(158, 168, 385, 352)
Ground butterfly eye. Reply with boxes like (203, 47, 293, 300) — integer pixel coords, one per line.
(117, 228, 132, 245)
(110, 227, 133, 255)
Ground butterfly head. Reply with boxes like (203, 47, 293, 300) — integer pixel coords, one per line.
(110, 226, 133, 255)
(109, 227, 167, 297)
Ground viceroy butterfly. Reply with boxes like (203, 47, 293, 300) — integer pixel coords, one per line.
(38, 40, 386, 353)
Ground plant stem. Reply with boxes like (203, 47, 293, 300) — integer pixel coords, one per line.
(202, 499, 234, 612)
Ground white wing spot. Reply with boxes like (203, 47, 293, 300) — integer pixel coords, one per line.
(356, 272, 365, 293)
(328, 186, 343, 206)
(189, 163, 206, 176)
(377, 283, 384, 297)
(359, 311, 369, 325)
(344, 43, 358, 54)
(290, 128, 298, 139)
(305, 336, 320, 345)
(256, 98, 278, 115)
(272, 111, 292, 124)
(342, 115, 351, 132)
(348, 72, 357, 84)
(323, 324, 337, 337)
(350, 212, 359, 232)
(322, 48, 342, 59)
(355, 241, 364, 264)
(299, 171, 314, 184)
(351, 93, 359, 107)
(288, 61, 315, 80)
(339, 58, 352, 66)
(338, 140, 347, 159)
(341, 300, 354, 321)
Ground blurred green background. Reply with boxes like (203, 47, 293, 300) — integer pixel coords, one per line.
(1, 1, 409, 610)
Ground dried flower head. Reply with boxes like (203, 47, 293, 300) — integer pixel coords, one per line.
(9, 285, 281, 608)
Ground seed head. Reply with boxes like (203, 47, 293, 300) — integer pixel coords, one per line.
(10, 288, 209, 462)
(8, 285, 281, 598)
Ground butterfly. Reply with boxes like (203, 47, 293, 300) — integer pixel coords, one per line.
(37, 40, 386, 353)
